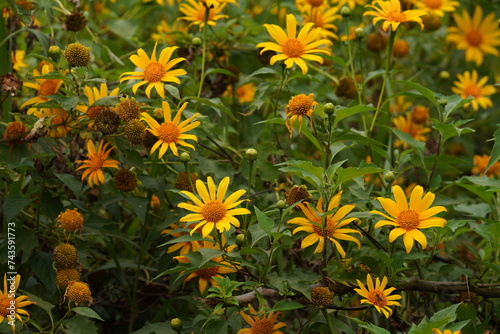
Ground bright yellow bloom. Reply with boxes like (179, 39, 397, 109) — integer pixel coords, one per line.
(76, 140, 120, 187)
(331, 0, 365, 9)
(446, 6, 500, 66)
(354, 274, 402, 318)
(0, 274, 36, 331)
(472, 155, 500, 178)
(201, 0, 237, 7)
(162, 222, 201, 255)
(256, 14, 332, 75)
(76, 83, 120, 123)
(174, 240, 238, 294)
(20, 64, 64, 108)
(371, 185, 447, 253)
(28, 108, 72, 138)
(364, 0, 427, 32)
(302, 6, 341, 40)
(141, 101, 200, 158)
(224, 82, 257, 104)
(451, 70, 496, 112)
(289, 191, 361, 257)
(11, 50, 29, 71)
(238, 304, 287, 334)
(179, 0, 228, 29)
(392, 112, 431, 148)
(432, 329, 462, 334)
(413, 0, 459, 17)
(178, 176, 251, 237)
(296, 0, 330, 13)
(285, 93, 318, 137)
(120, 42, 186, 99)
(151, 20, 189, 46)
(389, 96, 412, 114)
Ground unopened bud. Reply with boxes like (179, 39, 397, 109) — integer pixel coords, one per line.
(180, 152, 191, 162)
(235, 234, 245, 246)
(324, 103, 335, 115)
(340, 6, 351, 18)
(439, 71, 450, 80)
(170, 318, 183, 331)
(354, 27, 365, 39)
(384, 171, 395, 184)
(192, 37, 202, 46)
(438, 98, 447, 106)
(245, 148, 258, 161)
(277, 200, 287, 210)
(48, 45, 61, 61)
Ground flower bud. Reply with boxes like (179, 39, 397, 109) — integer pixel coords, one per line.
(170, 318, 183, 331)
(277, 199, 287, 210)
(180, 152, 191, 162)
(235, 234, 245, 246)
(438, 98, 447, 106)
(48, 45, 61, 61)
(324, 103, 335, 115)
(384, 171, 395, 184)
(354, 27, 365, 40)
(245, 148, 257, 161)
(192, 37, 202, 46)
(439, 71, 450, 80)
(340, 6, 351, 18)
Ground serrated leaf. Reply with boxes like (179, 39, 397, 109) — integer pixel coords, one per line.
(433, 119, 474, 144)
(184, 248, 225, 268)
(254, 206, 274, 235)
(24, 292, 55, 325)
(442, 94, 473, 119)
(3, 196, 33, 223)
(55, 173, 83, 199)
(335, 164, 386, 185)
(72, 307, 104, 321)
(407, 303, 461, 334)
(398, 80, 439, 109)
(485, 125, 500, 176)
(164, 84, 180, 100)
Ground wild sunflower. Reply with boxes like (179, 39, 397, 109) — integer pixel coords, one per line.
(256, 14, 332, 75)
(371, 185, 447, 253)
(20, 64, 64, 108)
(162, 222, 201, 255)
(179, 0, 228, 29)
(331, 0, 365, 9)
(174, 240, 239, 294)
(289, 191, 361, 258)
(413, 0, 459, 17)
(141, 101, 200, 158)
(472, 155, 500, 178)
(119, 42, 187, 99)
(354, 274, 402, 318)
(178, 176, 251, 237)
(296, 0, 330, 13)
(432, 329, 462, 334)
(392, 112, 431, 148)
(451, 70, 496, 112)
(151, 20, 189, 45)
(224, 82, 257, 104)
(302, 6, 341, 40)
(76, 83, 120, 124)
(0, 274, 36, 331)
(364, 0, 427, 32)
(238, 304, 287, 334)
(28, 108, 72, 139)
(75, 140, 120, 187)
(446, 6, 500, 66)
(11, 50, 29, 71)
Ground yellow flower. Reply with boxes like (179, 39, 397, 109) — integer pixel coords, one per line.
(364, 0, 427, 32)
(392, 112, 430, 148)
(119, 42, 187, 99)
(446, 6, 500, 66)
(178, 176, 251, 237)
(141, 101, 200, 158)
(20, 64, 64, 108)
(56, 208, 84, 233)
(174, 240, 238, 294)
(179, 0, 228, 29)
(75, 140, 120, 187)
(238, 304, 287, 334)
(331, 0, 365, 9)
(0, 274, 36, 331)
(11, 50, 29, 71)
(296, 0, 330, 13)
(28, 108, 72, 139)
(432, 329, 462, 334)
(256, 14, 332, 75)
(289, 191, 361, 257)
(224, 82, 257, 103)
(151, 20, 189, 45)
(162, 222, 201, 255)
(201, 0, 237, 7)
(285, 93, 318, 137)
(413, 0, 459, 17)
(389, 96, 412, 114)
(76, 83, 120, 124)
(371, 185, 447, 253)
(354, 274, 402, 318)
(302, 6, 341, 40)
(451, 70, 496, 112)
(472, 155, 500, 178)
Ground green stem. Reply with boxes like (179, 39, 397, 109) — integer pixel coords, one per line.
(321, 307, 336, 334)
(183, 161, 196, 194)
(196, 5, 210, 98)
(242, 159, 254, 233)
(344, 18, 362, 105)
(369, 30, 396, 136)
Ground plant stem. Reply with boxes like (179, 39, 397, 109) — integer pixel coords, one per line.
(321, 308, 336, 334)
(242, 159, 254, 233)
(196, 5, 210, 98)
(344, 18, 362, 105)
(183, 161, 196, 194)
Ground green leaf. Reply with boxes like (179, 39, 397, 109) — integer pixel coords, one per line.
(0, 163, 21, 181)
(407, 303, 461, 334)
(186, 96, 237, 121)
(34, 71, 72, 84)
(323, 55, 347, 68)
(349, 317, 391, 334)
(107, 19, 138, 41)
(126, 197, 149, 224)
(398, 80, 439, 109)
(277, 160, 324, 190)
(165, 84, 180, 100)
(72, 307, 104, 321)
(364, 69, 386, 84)
(24, 292, 55, 325)
(40, 189, 64, 220)
(3, 196, 33, 223)
(29, 252, 56, 295)
(254, 206, 274, 235)
(26, 28, 50, 54)
(271, 300, 304, 312)
(89, 95, 121, 108)
(334, 105, 375, 127)
(433, 119, 474, 144)
(184, 248, 225, 268)
(61, 315, 99, 334)
(131, 322, 176, 334)
(485, 125, 500, 176)
(55, 173, 83, 199)
(442, 94, 473, 119)
(335, 164, 386, 185)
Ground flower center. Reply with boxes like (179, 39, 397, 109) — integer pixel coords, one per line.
(367, 290, 388, 307)
(87, 106, 103, 120)
(282, 39, 305, 58)
(202, 200, 227, 223)
(287, 94, 315, 115)
(312, 218, 334, 238)
(251, 319, 275, 334)
(143, 62, 165, 82)
(87, 153, 106, 171)
(307, 0, 324, 7)
(396, 209, 420, 230)
(423, 0, 442, 9)
(386, 10, 406, 23)
(0, 295, 14, 317)
(195, 266, 219, 279)
(465, 29, 483, 46)
(157, 122, 180, 143)
(38, 79, 59, 96)
(464, 84, 481, 98)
